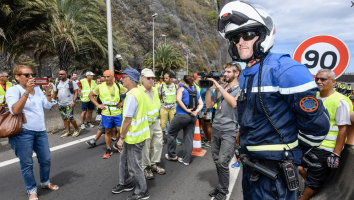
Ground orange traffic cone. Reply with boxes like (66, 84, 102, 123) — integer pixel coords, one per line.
(191, 120, 207, 157)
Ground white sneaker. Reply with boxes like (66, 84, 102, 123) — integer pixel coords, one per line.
(87, 122, 94, 128)
(95, 115, 102, 122)
(81, 124, 86, 130)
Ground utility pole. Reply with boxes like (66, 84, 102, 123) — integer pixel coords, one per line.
(152, 13, 158, 73)
(186, 49, 189, 75)
(106, 0, 113, 72)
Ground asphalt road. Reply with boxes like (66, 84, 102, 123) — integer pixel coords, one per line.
(0, 125, 243, 200)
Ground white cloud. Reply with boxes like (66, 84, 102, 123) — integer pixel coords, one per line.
(242, 0, 354, 44)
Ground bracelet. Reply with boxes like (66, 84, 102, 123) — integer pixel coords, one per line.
(120, 136, 125, 139)
(23, 93, 29, 97)
(46, 94, 51, 97)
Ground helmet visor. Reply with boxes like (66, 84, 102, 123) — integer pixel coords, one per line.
(218, 11, 249, 32)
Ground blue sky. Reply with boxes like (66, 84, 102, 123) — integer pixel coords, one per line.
(238, 0, 354, 72)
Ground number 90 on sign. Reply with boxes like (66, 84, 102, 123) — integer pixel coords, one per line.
(293, 35, 350, 79)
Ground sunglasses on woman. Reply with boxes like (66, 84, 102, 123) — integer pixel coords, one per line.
(231, 31, 258, 44)
(17, 73, 36, 78)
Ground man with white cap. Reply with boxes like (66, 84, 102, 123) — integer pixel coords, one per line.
(77, 71, 97, 130)
(140, 68, 165, 180)
(114, 54, 124, 82)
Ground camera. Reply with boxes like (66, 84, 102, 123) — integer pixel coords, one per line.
(197, 71, 224, 88)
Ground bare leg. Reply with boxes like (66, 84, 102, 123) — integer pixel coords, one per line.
(70, 119, 79, 130)
(105, 128, 113, 149)
(95, 130, 104, 142)
(81, 111, 87, 124)
(203, 120, 212, 142)
(162, 131, 165, 141)
(87, 109, 93, 123)
(63, 120, 70, 133)
(300, 186, 317, 200)
(116, 127, 121, 140)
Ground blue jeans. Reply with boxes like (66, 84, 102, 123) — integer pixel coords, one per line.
(9, 129, 51, 194)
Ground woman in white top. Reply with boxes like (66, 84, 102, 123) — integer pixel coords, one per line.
(6, 65, 59, 200)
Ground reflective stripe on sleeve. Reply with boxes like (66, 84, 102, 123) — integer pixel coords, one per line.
(0, 96, 4, 98)
(81, 90, 91, 93)
(245, 81, 318, 94)
(246, 140, 298, 151)
(298, 130, 326, 140)
(298, 135, 322, 146)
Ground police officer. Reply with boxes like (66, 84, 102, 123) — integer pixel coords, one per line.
(218, 2, 330, 199)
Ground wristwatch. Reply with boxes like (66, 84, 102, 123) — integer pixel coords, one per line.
(120, 136, 125, 139)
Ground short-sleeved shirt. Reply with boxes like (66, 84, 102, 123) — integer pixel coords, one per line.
(211, 84, 241, 132)
(123, 89, 138, 118)
(54, 79, 79, 106)
(318, 98, 351, 126)
(158, 83, 177, 109)
(176, 86, 201, 115)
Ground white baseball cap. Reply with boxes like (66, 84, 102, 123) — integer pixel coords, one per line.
(86, 71, 95, 76)
(115, 54, 122, 59)
(141, 68, 155, 77)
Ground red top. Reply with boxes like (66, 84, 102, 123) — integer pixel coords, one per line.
(76, 79, 91, 89)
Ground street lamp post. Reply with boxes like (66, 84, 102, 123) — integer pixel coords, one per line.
(106, 0, 113, 72)
(161, 34, 166, 45)
(152, 13, 158, 73)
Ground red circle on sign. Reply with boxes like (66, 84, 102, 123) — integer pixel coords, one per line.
(293, 35, 350, 78)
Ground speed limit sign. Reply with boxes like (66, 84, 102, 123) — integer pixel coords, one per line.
(293, 35, 350, 79)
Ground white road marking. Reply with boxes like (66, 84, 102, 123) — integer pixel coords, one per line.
(227, 155, 241, 200)
(210, 155, 241, 200)
(0, 135, 95, 168)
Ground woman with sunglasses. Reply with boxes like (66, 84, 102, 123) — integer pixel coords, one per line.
(5, 65, 59, 200)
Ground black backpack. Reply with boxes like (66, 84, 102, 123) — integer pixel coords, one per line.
(55, 79, 74, 94)
(183, 86, 198, 111)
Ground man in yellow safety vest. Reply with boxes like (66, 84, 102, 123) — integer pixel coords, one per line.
(140, 68, 165, 180)
(88, 70, 127, 159)
(299, 69, 353, 200)
(112, 68, 150, 200)
(77, 71, 97, 130)
(0, 71, 12, 108)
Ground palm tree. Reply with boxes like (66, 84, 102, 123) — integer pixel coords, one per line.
(34, 0, 108, 72)
(143, 44, 184, 77)
(0, 0, 55, 70)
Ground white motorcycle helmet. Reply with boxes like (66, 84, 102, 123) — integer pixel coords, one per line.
(218, 1, 275, 62)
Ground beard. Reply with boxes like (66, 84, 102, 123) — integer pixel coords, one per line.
(225, 74, 235, 83)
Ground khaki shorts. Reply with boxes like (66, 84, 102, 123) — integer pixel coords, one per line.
(160, 107, 176, 130)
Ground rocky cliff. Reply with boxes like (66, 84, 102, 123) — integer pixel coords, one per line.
(109, 0, 230, 73)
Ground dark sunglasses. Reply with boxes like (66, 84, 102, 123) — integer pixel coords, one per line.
(231, 31, 258, 44)
(17, 73, 36, 78)
(0, 75, 9, 78)
(103, 76, 112, 78)
(315, 77, 332, 82)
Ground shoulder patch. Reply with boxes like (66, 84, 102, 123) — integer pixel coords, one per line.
(299, 97, 319, 112)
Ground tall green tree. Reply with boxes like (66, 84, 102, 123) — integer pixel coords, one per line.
(143, 44, 184, 77)
(0, 0, 55, 70)
(34, 0, 108, 72)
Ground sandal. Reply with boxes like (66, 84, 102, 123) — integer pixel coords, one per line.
(41, 183, 60, 191)
(29, 193, 38, 200)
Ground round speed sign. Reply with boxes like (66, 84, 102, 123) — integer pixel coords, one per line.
(293, 35, 350, 79)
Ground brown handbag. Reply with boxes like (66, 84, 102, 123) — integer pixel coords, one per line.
(0, 90, 24, 138)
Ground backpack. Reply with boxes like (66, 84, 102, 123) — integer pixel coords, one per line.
(182, 86, 198, 111)
(55, 79, 74, 94)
